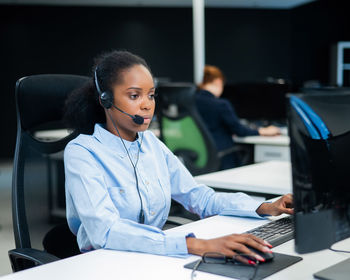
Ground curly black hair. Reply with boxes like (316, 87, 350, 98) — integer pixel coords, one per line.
(64, 50, 152, 134)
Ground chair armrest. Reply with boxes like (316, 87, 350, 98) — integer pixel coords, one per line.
(9, 248, 59, 272)
(217, 145, 253, 166)
(166, 215, 194, 226)
(217, 146, 241, 158)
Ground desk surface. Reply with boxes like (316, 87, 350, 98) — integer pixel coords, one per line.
(195, 161, 292, 196)
(2, 215, 349, 280)
(234, 135, 290, 146)
(35, 130, 287, 146)
(34, 127, 161, 140)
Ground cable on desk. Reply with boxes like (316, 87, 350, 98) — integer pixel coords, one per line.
(329, 247, 350, 253)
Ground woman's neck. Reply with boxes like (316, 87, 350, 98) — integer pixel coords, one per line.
(106, 122, 137, 142)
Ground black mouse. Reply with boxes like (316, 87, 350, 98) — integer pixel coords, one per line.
(245, 245, 275, 262)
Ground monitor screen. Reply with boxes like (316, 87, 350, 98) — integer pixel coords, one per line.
(222, 82, 291, 123)
(287, 92, 350, 254)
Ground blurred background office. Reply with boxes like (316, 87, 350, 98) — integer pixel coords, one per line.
(0, 0, 350, 276)
(0, 0, 349, 159)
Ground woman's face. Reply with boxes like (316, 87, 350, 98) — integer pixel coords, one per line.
(212, 78, 224, 97)
(106, 64, 155, 141)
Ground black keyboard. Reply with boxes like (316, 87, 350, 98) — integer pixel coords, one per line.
(245, 216, 294, 247)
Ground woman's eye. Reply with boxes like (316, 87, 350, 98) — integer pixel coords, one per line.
(130, 94, 139, 100)
(149, 91, 157, 100)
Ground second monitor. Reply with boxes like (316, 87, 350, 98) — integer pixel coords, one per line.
(287, 92, 350, 254)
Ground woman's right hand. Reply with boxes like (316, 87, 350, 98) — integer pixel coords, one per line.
(186, 233, 272, 264)
(258, 125, 281, 136)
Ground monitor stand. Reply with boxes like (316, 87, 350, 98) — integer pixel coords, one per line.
(314, 258, 350, 280)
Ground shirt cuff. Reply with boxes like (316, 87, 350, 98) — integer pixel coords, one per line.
(219, 198, 267, 219)
(164, 231, 194, 256)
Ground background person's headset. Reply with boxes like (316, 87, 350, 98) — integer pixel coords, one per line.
(94, 66, 145, 224)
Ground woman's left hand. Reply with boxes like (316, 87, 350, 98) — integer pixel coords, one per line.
(256, 193, 294, 216)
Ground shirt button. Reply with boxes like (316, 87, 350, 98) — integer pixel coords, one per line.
(150, 211, 155, 216)
(145, 181, 149, 185)
(119, 189, 125, 194)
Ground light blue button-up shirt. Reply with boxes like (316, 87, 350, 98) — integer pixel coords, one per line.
(64, 123, 264, 256)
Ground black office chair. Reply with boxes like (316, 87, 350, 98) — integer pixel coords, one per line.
(156, 83, 221, 176)
(8, 74, 89, 272)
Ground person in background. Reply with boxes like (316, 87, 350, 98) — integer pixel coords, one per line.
(63, 50, 293, 262)
(196, 65, 281, 170)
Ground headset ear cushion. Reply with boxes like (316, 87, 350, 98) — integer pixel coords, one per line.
(100, 91, 113, 109)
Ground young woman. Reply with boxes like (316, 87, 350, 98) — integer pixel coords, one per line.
(64, 50, 293, 262)
(196, 65, 281, 170)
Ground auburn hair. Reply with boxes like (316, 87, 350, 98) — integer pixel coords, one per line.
(199, 65, 225, 88)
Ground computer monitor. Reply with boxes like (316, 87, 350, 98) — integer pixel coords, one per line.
(287, 92, 350, 254)
(222, 82, 291, 124)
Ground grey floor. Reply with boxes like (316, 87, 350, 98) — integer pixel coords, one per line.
(0, 160, 15, 276)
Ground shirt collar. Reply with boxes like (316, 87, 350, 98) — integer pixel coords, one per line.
(93, 123, 145, 158)
(197, 89, 215, 98)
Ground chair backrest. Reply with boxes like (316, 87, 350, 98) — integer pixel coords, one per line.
(156, 83, 220, 175)
(12, 74, 89, 258)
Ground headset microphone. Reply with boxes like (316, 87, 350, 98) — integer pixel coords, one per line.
(110, 104, 144, 125)
(94, 68, 144, 125)
(132, 115, 145, 125)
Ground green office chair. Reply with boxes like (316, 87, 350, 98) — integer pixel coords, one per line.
(8, 74, 89, 272)
(156, 83, 220, 224)
(156, 83, 220, 176)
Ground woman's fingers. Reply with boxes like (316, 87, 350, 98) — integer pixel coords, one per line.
(230, 233, 266, 249)
(223, 234, 271, 262)
(196, 233, 273, 264)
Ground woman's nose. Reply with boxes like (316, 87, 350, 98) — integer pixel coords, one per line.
(140, 96, 153, 110)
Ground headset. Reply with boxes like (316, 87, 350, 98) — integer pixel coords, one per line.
(94, 66, 145, 224)
(94, 68, 144, 125)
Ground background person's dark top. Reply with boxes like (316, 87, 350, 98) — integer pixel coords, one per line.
(195, 89, 259, 169)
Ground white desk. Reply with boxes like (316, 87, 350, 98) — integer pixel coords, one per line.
(34, 127, 160, 141)
(234, 135, 290, 163)
(195, 161, 292, 196)
(35, 130, 289, 163)
(2, 215, 350, 280)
